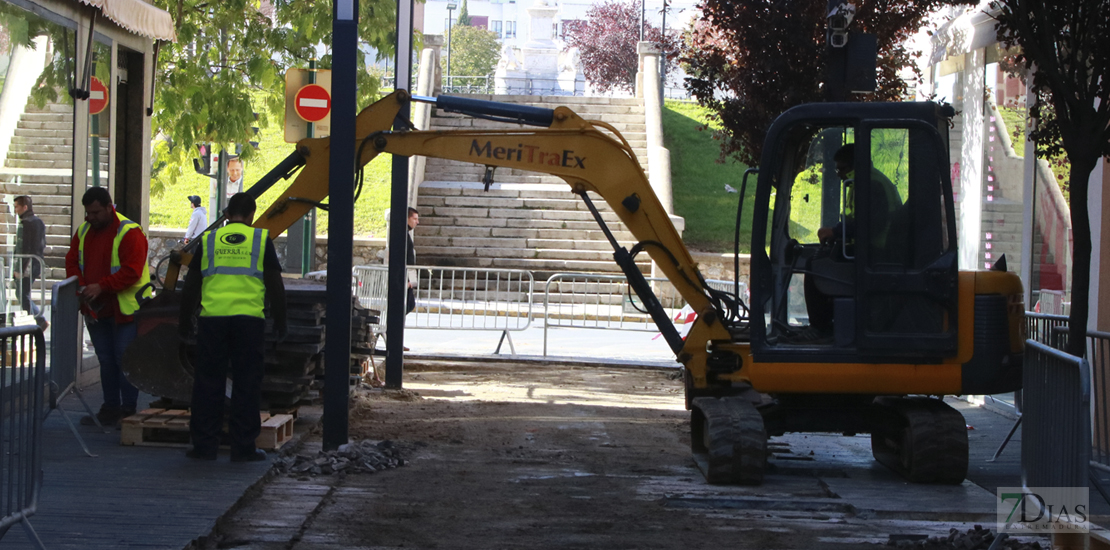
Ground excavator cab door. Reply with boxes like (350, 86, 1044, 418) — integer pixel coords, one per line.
(853, 121, 958, 357)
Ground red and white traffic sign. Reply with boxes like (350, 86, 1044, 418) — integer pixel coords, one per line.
(89, 76, 109, 115)
(294, 84, 331, 122)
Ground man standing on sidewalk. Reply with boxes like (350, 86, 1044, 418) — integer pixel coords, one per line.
(180, 193, 287, 462)
(14, 195, 46, 327)
(66, 187, 152, 427)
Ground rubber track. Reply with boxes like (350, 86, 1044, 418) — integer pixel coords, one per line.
(691, 397, 767, 485)
(871, 397, 969, 484)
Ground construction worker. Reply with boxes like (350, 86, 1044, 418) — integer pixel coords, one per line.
(65, 187, 152, 427)
(179, 193, 287, 462)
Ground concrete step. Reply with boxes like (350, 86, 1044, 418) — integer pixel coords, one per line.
(417, 236, 627, 253)
(19, 112, 72, 123)
(26, 103, 73, 114)
(6, 151, 73, 162)
(10, 136, 74, 147)
(16, 120, 73, 132)
(415, 225, 635, 242)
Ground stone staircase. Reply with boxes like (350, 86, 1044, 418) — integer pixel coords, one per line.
(415, 96, 653, 286)
(0, 101, 105, 287)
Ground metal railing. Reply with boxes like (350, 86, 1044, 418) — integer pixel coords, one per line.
(1022, 339, 1091, 490)
(0, 324, 47, 549)
(0, 255, 47, 324)
(542, 274, 746, 356)
(353, 265, 534, 354)
(1026, 312, 1069, 348)
(44, 276, 99, 456)
(442, 75, 493, 95)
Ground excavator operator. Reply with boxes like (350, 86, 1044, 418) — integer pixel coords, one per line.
(802, 143, 902, 341)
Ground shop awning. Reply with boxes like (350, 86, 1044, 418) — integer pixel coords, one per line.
(78, 0, 177, 42)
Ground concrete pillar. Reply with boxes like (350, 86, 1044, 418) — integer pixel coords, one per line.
(638, 41, 672, 214)
(1091, 156, 1110, 331)
(408, 38, 443, 210)
(957, 48, 985, 270)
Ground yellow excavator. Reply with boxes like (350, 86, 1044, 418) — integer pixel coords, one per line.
(123, 90, 1024, 485)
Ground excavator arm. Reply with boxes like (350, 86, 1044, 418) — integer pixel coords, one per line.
(126, 90, 743, 404)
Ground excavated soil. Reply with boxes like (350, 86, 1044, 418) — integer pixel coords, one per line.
(196, 360, 1048, 550)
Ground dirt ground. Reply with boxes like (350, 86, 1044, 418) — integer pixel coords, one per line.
(197, 360, 1040, 550)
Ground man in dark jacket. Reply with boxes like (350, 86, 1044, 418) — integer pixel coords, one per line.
(14, 196, 46, 325)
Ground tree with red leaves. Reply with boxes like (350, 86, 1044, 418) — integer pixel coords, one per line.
(682, 0, 975, 165)
(991, 0, 1110, 356)
(563, 0, 678, 93)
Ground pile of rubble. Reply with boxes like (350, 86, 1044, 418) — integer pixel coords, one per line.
(275, 439, 405, 476)
(888, 526, 1043, 549)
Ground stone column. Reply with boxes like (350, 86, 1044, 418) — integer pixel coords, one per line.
(521, 0, 559, 94)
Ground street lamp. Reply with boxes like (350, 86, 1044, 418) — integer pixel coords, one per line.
(447, 3, 457, 88)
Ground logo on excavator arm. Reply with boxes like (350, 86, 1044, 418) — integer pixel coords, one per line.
(469, 139, 586, 169)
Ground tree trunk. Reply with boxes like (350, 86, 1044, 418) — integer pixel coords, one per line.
(1066, 155, 1098, 358)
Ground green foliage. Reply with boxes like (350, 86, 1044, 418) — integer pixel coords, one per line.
(150, 114, 393, 236)
(147, 0, 398, 194)
(563, 0, 678, 93)
(457, 0, 471, 26)
(683, 0, 977, 166)
(443, 25, 500, 82)
(663, 100, 752, 252)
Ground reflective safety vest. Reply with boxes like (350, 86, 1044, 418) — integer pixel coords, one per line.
(199, 224, 268, 318)
(77, 212, 152, 316)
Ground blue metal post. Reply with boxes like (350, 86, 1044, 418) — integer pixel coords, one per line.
(323, 0, 357, 451)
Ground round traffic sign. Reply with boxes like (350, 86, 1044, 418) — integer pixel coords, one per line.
(294, 84, 331, 122)
(89, 76, 109, 115)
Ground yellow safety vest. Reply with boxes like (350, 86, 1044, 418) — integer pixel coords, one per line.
(77, 212, 152, 316)
(199, 224, 268, 318)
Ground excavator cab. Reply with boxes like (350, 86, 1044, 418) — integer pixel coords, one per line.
(750, 102, 959, 361)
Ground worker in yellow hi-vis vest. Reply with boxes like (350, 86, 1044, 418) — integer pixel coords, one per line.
(179, 193, 287, 462)
(65, 187, 151, 428)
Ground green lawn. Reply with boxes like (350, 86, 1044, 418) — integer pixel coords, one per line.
(663, 100, 753, 253)
(150, 116, 393, 237)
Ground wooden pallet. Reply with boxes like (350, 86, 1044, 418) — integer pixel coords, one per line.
(120, 409, 295, 450)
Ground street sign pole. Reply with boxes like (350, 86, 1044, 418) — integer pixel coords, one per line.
(323, 0, 358, 451)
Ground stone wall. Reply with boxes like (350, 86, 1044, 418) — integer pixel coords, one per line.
(147, 228, 388, 271)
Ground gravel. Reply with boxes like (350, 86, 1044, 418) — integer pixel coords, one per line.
(274, 439, 405, 476)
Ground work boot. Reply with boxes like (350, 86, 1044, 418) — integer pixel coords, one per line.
(80, 405, 122, 427)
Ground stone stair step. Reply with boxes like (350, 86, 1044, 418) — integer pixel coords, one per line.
(16, 120, 73, 131)
(10, 135, 74, 146)
(11, 128, 73, 139)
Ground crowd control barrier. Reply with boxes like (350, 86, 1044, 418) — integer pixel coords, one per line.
(1022, 339, 1092, 490)
(43, 277, 99, 456)
(0, 324, 47, 549)
(353, 265, 534, 354)
(542, 273, 745, 356)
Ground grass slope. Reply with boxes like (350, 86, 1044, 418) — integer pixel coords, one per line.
(150, 116, 393, 237)
(663, 100, 753, 253)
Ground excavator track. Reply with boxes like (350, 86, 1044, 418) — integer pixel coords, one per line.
(690, 396, 767, 485)
(870, 396, 969, 484)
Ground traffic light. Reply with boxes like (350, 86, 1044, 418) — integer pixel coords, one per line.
(193, 143, 212, 176)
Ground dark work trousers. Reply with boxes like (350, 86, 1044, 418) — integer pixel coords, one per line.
(20, 274, 40, 316)
(191, 315, 266, 455)
(803, 274, 834, 332)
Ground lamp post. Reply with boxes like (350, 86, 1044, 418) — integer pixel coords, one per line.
(447, 3, 457, 89)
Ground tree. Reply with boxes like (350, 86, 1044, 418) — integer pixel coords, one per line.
(147, 0, 398, 193)
(991, 0, 1110, 357)
(457, 0, 472, 26)
(442, 25, 500, 87)
(682, 0, 975, 165)
(563, 0, 678, 93)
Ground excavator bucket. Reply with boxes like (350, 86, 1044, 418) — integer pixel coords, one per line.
(121, 292, 195, 403)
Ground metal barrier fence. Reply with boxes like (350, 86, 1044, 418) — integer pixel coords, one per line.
(44, 276, 98, 456)
(542, 274, 746, 356)
(1022, 339, 1091, 489)
(1026, 312, 1069, 347)
(353, 265, 534, 354)
(0, 324, 47, 548)
(0, 255, 46, 324)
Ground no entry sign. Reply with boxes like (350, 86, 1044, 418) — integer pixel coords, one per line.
(295, 84, 331, 122)
(89, 76, 109, 115)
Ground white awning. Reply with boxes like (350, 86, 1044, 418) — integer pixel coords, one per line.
(78, 0, 177, 42)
